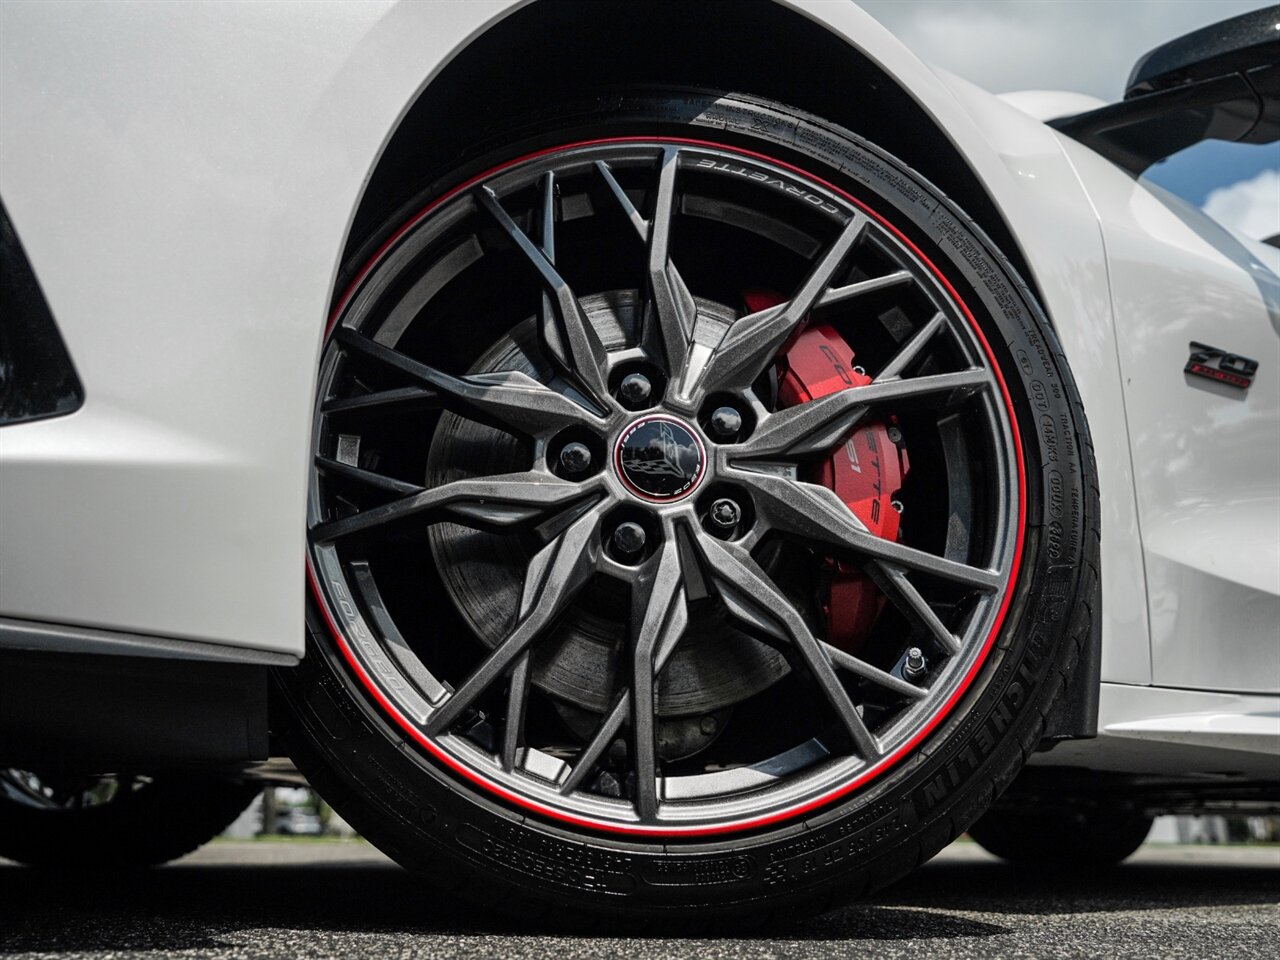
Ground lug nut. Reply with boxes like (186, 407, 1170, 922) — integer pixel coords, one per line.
(886, 425, 903, 444)
(709, 406, 743, 440)
(612, 521, 647, 559)
(904, 646, 927, 681)
(559, 441, 592, 475)
(619, 372, 652, 408)
(709, 498, 741, 531)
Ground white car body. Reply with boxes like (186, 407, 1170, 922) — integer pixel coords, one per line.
(1, 1, 1277, 784)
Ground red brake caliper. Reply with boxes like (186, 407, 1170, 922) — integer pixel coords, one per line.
(747, 289, 910, 654)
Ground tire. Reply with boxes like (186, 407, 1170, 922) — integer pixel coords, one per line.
(279, 89, 1100, 925)
(0, 772, 259, 868)
(969, 806, 1153, 867)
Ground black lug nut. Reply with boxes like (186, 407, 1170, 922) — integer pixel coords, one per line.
(619, 372, 653, 408)
(559, 441, 592, 475)
(709, 498, 741, 531)
(709, 406, 743, 440)
(612, 521, 647, 559)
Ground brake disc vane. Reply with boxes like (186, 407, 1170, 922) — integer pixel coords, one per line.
(774, 317, 910, 653)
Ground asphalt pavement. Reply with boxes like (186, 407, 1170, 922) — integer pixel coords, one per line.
(2, 839, 1277, 959)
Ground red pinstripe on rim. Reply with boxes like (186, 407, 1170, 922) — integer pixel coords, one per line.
(309, 136, 1027, 838)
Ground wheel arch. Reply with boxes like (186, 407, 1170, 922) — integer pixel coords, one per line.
(339, 0, 1042, 308)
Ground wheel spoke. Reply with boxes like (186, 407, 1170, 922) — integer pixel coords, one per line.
(310, 472, 603, 543)
(333, 326, 602, 437)
(596, 152, 697, 380)
(728, 470, 1003, 591)
(694, 213, 869, 397)
(822, 642, 930, 699)
(869, 563, 962, 655)
(558, 695, 627, 796)
(313, 455, 423, 498)
(857, 534, 1004, 591)
(692, 532, 879, 760)
(425, 503, 604, 735)
(501, 652, 532, 772)
(476, 184, 612, 408)
(818, 270, 912, 308)
(731, 367, 988, 461)
(594, 160, 650, 241)
(630, 534, 687, 820)
(560, 529, 689, 801)
(321, 386, 439, 418)
(877, 311, 947, 381)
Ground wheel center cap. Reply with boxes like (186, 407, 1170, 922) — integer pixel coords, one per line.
(614, 414, 706, 502)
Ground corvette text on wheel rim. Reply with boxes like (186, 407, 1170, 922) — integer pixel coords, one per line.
(307, 139, 1024, 837)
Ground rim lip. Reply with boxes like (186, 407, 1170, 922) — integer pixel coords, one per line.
(612, 413, 707, 503)
(308, 136, 1028, 838)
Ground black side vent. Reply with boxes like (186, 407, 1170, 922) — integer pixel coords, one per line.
(0, 200, 84, 425)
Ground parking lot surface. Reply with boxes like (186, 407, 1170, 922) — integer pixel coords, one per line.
(2, 840, 1277, 958)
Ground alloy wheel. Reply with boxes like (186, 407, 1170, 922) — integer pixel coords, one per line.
(308, 139, 1023, 835)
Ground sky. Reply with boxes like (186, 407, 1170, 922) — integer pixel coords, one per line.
(858, 0, 1280, 241)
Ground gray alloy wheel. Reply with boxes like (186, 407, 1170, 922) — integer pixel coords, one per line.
(306, 140, 1021, 834)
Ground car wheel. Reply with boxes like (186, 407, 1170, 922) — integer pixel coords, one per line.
(969, 804, 1153, 866)
(278, 90, 1100, 923)
(0, 771, 259, 867)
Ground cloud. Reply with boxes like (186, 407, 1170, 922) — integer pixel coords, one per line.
(1201, 170, 1280, 241)
(857, 0, 1273, 100)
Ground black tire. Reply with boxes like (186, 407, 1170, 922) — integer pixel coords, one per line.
(0, 774, 259, 868)
(279, 90, 1100, 925)
(969, 806, 1153, 867)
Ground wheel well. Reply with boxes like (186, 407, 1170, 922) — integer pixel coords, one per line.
(343, 0, 1037, 294)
